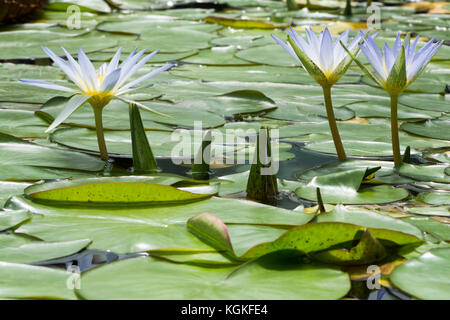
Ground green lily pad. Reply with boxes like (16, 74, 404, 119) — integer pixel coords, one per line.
(315, 205, 423, 240)
(401, 119, 450, 141)
(77, 253, 351, 299)
(407, 206, 450, 217)
(0, 30, 122, 60)
(300, 122, 448, 157)
(9, 196, 311, 254)
(235, 44, 298, 67)
(416, 192, 450, 205)
(50, 127, 243, 159)
(0, 235, 91, 263)
(0, 261, 78, 299)
(0, 182, 31, 208)
(25, 177, 216, 206)
(41, 96, 226, 130)
(345, 100, 442, 120)
(177, 90, 277, 116)
(403, 217, 450, 241)
(0, 133, 105, 175)
(242, 221, 421, 260)
(182, 47, 252, 65)
(265, 103, 355, 121)
(295, 168, 409, 204)
(399, 164, 450, 184)
(398, 94, 450, 113)
(297, 159, 414, 184)
(0, 210, 30, 231)
(172, 64, 358, 85)
(0, 109, 49, 138)
(390, 248, 450, 300)
(46, 0, 111, 13)
(0, 63, 64, 81)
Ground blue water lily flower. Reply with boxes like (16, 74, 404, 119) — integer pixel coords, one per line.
(272, 27, 368, 86)
(342, 32, 443, 167)
(272, 27, 371, 161)
(358, 32, 442, 94)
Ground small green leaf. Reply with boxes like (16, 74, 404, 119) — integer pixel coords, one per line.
(129, 103, 158, 174)
(246, 127, 278, 205)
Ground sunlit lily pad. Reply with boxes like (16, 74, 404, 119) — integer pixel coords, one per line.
(390, 248, 450, 300)
(0, 133, 105, 175)
(25, 177, 216, 206)
(0, 210, 30, 231)
(296, 159, 414, 184)
(0, 261, 78, 299)
(77, 253, 351, 299)
(0, 235, 91, 264)
(403, 217, 450, 241)
(295, 168, 409, 204)
(401, 119, 450, 141)
(399, 164, 450, 183)
(10, 196, 311, 253)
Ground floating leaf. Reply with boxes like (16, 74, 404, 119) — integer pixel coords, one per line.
(390, 248, 450, 300)
(0, 262, 77, 299)
(0, 210, 30, 231)
(129, 104, 158, 173)
(0, 236, 91, 263)
(295, 168, 409, 204)
(77, 253, 351, 300)
(25, 177, 216, 206)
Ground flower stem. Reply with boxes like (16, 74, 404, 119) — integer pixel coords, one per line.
(322, 85, 347, 161)
(93, 106, 108, 161)
(390, 94, 402, 167)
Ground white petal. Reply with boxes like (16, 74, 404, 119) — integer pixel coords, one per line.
(116, 64, 174, 95)
(106, 47, 122, 74)
(407, 41, 442, 82)
(392, 32, 402, 57)
(100, 68, 121, 93)
(319, 27, 334, 73)
(116, 49, 147, 88)
(363, 35, 383, 67)
(287, 27, 317, 64)
(42, 46, 86, 91)
(360, 42, 386, 80)
(115, 50, 160, 90)
(77, 48, 97, 91)
(20, 79, 76, 93)
(45, 94, 90, 132)
(60, 47, 88, 92)
(383, 43, 395, 75)
(115, 96, 170, 118)
(271, 34, 301, 64)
